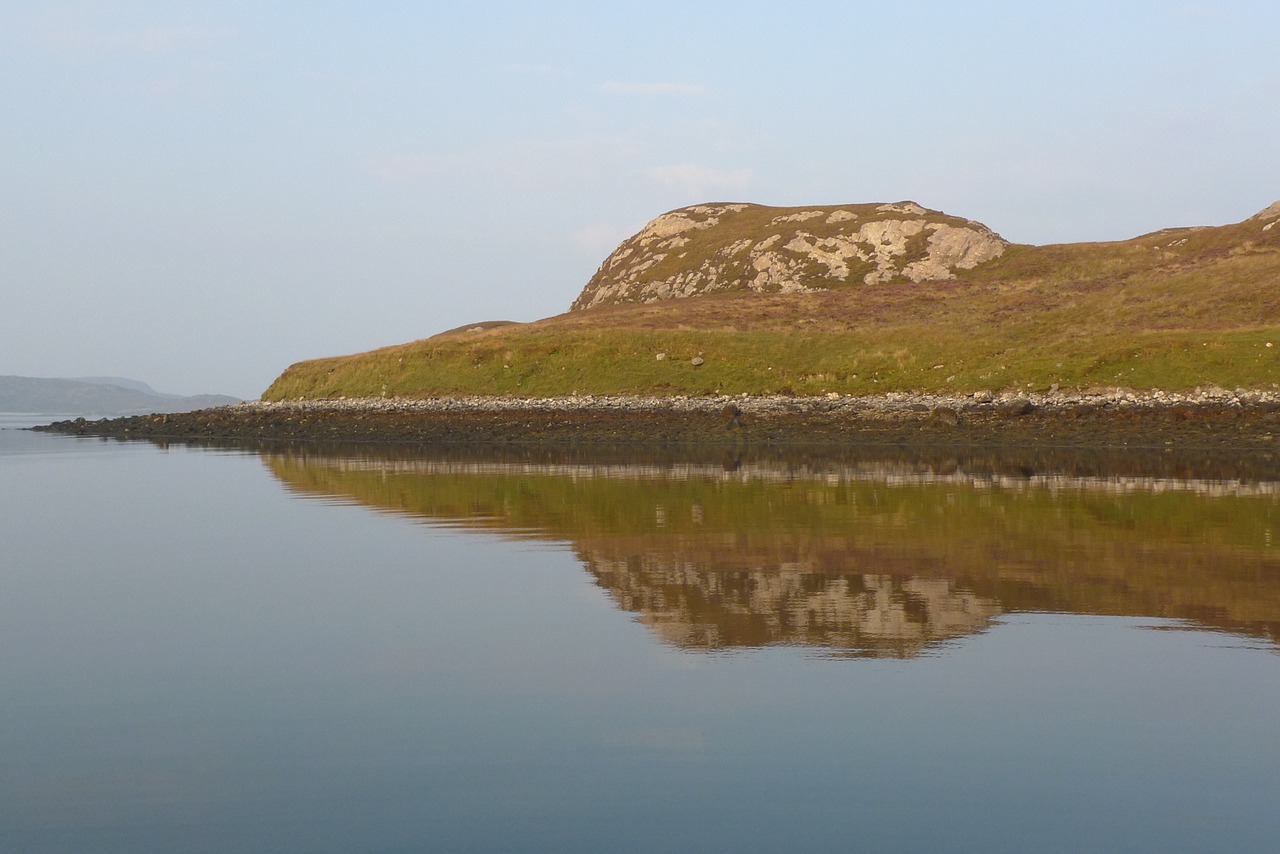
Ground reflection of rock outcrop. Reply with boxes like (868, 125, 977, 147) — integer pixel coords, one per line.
(590, 559, 1000, 656)
(264, 449, 1280, 656)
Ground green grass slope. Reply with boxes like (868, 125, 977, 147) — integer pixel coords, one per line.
(263, 203, 1280, 400)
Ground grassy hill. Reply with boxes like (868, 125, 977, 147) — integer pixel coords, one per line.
(263, 201, 1280, 400)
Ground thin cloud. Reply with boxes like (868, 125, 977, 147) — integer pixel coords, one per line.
(598, 81, 710, 97)
(648, 162, 753, 198)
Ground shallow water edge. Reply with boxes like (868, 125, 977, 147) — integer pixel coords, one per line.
(31, 389, 1280, 460)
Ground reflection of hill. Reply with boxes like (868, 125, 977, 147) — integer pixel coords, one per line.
(266, 451, 1280, 656)
(593, 561, 999, 657)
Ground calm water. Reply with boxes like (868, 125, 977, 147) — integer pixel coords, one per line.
(3, 418, 1280, 853)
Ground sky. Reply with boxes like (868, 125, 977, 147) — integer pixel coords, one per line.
(3, 1, 1279, 398)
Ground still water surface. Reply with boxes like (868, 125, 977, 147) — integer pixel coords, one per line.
(3, 418, 1279, 852)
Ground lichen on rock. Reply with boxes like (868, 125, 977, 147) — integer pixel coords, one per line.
(571, 201, 1009, 310)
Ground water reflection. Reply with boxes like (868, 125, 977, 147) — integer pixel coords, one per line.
(263, 447, 1280, 657)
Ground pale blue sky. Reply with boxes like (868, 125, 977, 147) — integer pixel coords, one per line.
(3, 1, 1278, 397)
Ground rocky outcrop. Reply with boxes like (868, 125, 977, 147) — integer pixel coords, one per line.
(571, 201, 1009, 311)
(1251, 200, 1280, 231)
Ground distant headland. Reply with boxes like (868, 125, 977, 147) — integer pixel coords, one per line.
(1, 375, 240, 417)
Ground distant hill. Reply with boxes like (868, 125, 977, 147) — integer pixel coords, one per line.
(263, 199, 1280, 400)
(72, 376, 160, 395)
(0, 376, 240, 416)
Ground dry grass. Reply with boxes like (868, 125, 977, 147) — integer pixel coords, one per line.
(264, 212, 1280, 400)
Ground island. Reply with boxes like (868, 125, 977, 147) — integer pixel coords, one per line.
(37, 199, 1280, 451)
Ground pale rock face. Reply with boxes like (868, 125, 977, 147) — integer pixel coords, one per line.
(571, 201, 1008, 310)
(771, 210, 825, 225)
(856, 219, 928, 284)
(902, 223, 1009, 281)
(877, 201, 928, 216)
(751, 250, 806, 293)
(630, 203, 749, 247)
(1250, 200, 1280, 222)
(636, 213, 709, 242)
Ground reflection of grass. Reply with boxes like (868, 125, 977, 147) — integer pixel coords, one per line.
(266, 454, 1280, 643)
(264, 213, 1280, 399)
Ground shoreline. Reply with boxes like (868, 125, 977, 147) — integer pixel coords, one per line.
(30, 388, 1280, 452)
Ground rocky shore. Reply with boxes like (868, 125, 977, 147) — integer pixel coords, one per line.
(32, 388, 1280, 451)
